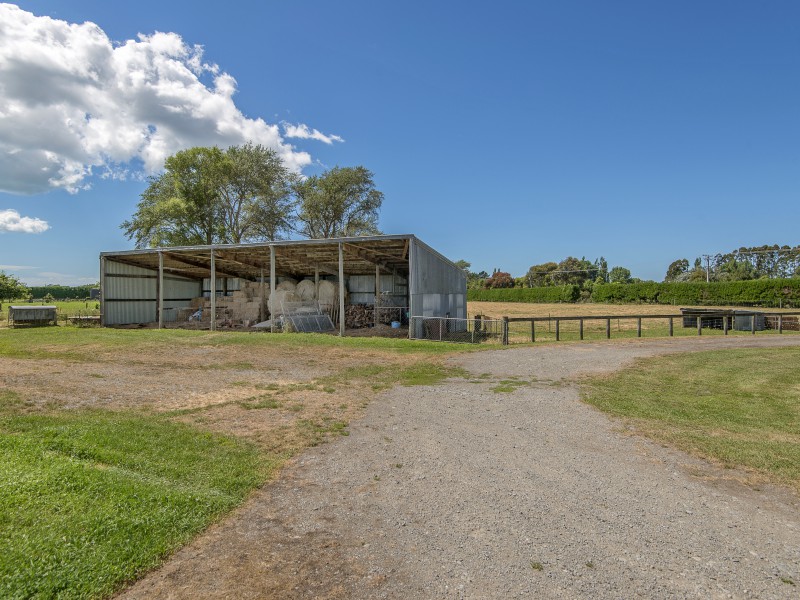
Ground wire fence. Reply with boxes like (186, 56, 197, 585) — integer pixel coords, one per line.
(503, 311, 800, 344)
(411, 312, 800, 344)
(409, 316, 505, 344)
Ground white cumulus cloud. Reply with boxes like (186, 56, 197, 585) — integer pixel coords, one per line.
(0, 208, 50, 233)
(283, 122, 344, 145)
(0, 4, 341, 195)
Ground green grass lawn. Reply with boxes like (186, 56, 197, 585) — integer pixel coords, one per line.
(0, 326, 473, 361)
(583, 348, 800, 489)
(0, 395, 268, 599)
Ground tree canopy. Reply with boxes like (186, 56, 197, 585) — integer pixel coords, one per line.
(293, 166, 383, 239)
(123, 144, 298, 247)
(122, 148, 383, 247)
(0, 271, 29, 301)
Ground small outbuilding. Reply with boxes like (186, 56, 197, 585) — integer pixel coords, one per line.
(99, 234, 466, 337)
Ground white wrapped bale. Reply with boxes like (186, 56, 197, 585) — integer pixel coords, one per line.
(268, 289, 299, 316)
(276, 278, 297, 292)
(295, 279, 317, 301)
(317, 280, 347, 309)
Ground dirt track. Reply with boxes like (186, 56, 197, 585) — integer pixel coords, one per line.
(119, 336, 800, 599)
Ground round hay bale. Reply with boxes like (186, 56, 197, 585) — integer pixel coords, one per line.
(295, 279, 316, 301)
(317, 280, 347, 309)
(276, 278, 297, 292)
(268, 290, 299, 316)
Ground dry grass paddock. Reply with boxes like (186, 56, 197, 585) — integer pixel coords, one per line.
(0, 329, 469, 456)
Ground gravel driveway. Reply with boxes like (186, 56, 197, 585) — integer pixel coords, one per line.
(120, 336, 800, 599)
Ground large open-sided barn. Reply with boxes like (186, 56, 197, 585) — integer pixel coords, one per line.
(99, 234, 466, 337)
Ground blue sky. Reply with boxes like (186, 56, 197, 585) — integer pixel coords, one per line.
(1, 1, 798, 285)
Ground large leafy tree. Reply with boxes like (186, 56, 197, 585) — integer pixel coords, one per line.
(217, 143, 295, 243)
(122, 144, 294, 247)
(608, 266, 632, 284)
(293, 166, 383, 238)
(0, 271, 29, 301)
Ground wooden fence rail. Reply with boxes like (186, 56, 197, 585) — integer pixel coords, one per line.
(501, 312, 800, 345)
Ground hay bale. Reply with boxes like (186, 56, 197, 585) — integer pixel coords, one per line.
(296, 279, 316, 301)
(268, 289, 299, 316)
(276, 279, 297, 292)
(317, 280, 346, 308)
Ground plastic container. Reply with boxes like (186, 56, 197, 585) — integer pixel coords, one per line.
(391, 321, 401, 329)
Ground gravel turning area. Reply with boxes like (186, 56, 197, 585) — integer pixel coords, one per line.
(120, 336, 800, 599)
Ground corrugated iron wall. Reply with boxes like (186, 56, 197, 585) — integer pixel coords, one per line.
(409, 239, 467, 320)
(103, 260, 200, 325)
(347, 274, 408, 306)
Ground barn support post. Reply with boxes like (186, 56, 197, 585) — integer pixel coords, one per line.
(374, 263, 380, 328)
(210, 248, 216, 332)
(157, 250, 164, 329)
(259, 268, 265, 322)
(338, 242, 345, 337)
(99, 257, 107, 327)
(270, 245, 276, 333)
(407, 239, 414, 339)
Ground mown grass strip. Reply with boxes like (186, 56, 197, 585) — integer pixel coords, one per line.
(0, 327, 476, 361)
(582, 348, 800, 488)
(0, 402, 268, 599)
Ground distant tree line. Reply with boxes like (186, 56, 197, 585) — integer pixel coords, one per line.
(455, 256, 637, 296)
(665, 245, 800, 283)
(28, 284, 97, 300)
(122, 144, 383, 248)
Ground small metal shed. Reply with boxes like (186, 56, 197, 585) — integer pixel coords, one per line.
(8, 305, 58, 327)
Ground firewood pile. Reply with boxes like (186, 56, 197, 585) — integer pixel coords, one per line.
(345, 304, 375, 328)
(345, 304, 405, 328)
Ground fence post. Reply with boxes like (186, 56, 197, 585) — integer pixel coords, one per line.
(555, 319, 560, 342)
(669, 317, 673, 337)
(697, 316, 702, 336)
(723, 315, 728, 335)
(637, 318, 642, 338)
(530, 319, 535, 343)
(751, 314, 756, 335)
(502, 316, 509, 346)
(779, 314, 783, 334)
(579, 319, 584, 340)
(606, 318, 611, 339)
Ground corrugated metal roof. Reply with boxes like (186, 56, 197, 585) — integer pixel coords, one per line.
(100, 235, 430, 280)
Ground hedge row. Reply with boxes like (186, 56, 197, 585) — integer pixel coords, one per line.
(467, 285, 580, 304)
(468, 278, 800, 307)
(28, 284, 96, 299)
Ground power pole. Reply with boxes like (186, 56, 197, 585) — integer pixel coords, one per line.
(702, 254, 711, 282)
